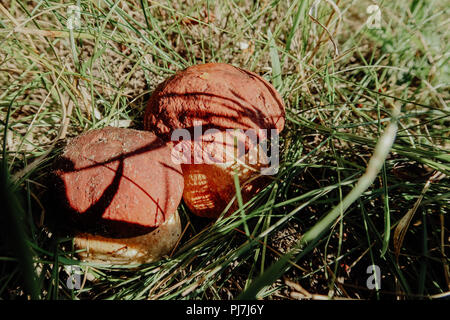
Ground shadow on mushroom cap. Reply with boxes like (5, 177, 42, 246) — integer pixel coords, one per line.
(144, 63, 285, 142)
(51, 127, 184, 239)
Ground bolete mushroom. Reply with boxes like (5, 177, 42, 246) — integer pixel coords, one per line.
(53, 127, 184, 264)
(144, 63, 285, 218)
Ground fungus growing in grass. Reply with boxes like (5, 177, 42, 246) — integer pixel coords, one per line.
(144, 63, 285, 218)
(53, 127, 184, 264)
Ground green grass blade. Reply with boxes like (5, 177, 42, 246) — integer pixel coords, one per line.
(268, 29, 282, 89)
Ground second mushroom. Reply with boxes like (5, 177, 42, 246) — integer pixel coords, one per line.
(144, 63, 285, 218)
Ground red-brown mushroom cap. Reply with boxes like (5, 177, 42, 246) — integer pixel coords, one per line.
(53, 127, 184, 264)
(144, 63, 285, 139)
(143, 63, 285, 218)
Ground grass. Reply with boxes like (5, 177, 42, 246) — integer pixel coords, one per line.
(0, 0, 449, 300)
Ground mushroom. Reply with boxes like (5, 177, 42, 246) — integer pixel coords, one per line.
(53, 127, 184, 264)
(144, 63, 285, 218)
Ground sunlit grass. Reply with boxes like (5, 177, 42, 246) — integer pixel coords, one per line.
(0, 0, 448, 300)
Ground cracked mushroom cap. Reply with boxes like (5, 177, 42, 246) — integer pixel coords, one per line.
(144, 63, 285, 218)
(144, 63, 285, 139)
(53, 127, 184, 264)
